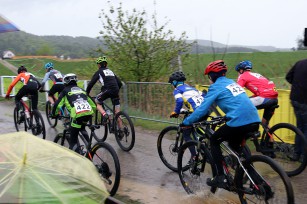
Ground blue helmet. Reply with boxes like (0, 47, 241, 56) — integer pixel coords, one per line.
(44, 62, 54, 69)
(235, 60, 252, 72)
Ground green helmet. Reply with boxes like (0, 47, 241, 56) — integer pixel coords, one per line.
(96, 56, 107, 64)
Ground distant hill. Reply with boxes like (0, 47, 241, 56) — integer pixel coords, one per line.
(188, 39, 291, 53)
(0, 31, 104, 58)
(0, 31, 290, 59)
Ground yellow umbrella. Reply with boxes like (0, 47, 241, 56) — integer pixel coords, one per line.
(0, 132, 109, 204)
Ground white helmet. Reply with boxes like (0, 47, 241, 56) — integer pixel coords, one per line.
(63, 73, 78, 85)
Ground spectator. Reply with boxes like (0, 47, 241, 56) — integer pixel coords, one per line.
(286, 59, 307, 161)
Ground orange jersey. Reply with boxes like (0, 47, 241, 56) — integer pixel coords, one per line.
(6, 72, 33, 95)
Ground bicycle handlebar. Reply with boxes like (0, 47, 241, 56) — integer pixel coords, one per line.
(192, 115, 226, 127)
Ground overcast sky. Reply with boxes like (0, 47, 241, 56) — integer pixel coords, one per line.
(1, 0, 306, 48)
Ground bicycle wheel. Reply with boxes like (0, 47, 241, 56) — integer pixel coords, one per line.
(90, 142, 121, 196)
(13, 106, 27, 132)
(178, 140, 217, 194)
(53, 130, 70, 147)
(92, 111, 108, 142)
(114, 111, 135, 151)
(45, 101, 58, 127)
(157, 126, 182, 172)
(236, 155, 294, 204)
(30, 110, 46, 139)
(268, 123, 307, 177)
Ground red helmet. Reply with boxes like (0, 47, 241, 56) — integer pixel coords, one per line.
(204, 60, 228, 75)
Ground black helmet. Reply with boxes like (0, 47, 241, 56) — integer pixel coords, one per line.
(168, 71, 186, 83)
(17, 66, 27, 74)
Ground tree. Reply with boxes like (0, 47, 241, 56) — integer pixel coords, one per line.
(97, 2, 192, 82)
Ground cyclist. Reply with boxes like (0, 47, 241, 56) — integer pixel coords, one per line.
(235, 60, 278, 156)
(51, 73, 96, 154)
(168, 70, 206, 157)
(5, 66, 41, 119)
(235, 60, 278, 127)
(182, 60, 260, 189)
(86, 56, 123, 134)
(39, 62, 65, 105)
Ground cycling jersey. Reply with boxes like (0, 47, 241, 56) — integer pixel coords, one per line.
(86, 67, 122, 94)
(183, 77, 260, 127)
(172, 84, 204, 113)
(41, 69, 64, 86)
(6, 72, 41, 110)
(52, 84, 96, 127)
(237, 71, 278, 98)
(6, 72, 40, 95)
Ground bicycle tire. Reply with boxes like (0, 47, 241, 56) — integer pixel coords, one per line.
(45, 101, 58, 127)
(114, 111, 135, 151)
(89, 142, 121, 196)
(30, 110, 46, 139)
(13, 106, 27, 132)
(53, 130, 70, 147)
(235, 154, 294, 204)
(157, 126, 182, 172)
(92, 111, 108, 142)
(177, 140, 217, 194)
(267, 123, 307, 177)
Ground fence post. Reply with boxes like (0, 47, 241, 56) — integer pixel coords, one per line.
(122, 81, 128, 111)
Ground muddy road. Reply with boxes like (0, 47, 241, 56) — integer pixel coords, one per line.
(0, 100, 306, 204)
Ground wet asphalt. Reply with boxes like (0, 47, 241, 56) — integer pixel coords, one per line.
(0, 100, 306, 204)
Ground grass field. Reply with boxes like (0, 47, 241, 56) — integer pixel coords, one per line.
(2, 50, 307, 89)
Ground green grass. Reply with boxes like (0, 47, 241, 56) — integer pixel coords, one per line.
(5, 58, 97, 79)
(1, 50, 307, 88)
(0, 62, 15, 75)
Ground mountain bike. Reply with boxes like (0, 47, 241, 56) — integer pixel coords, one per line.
(53, 115, 121, 196)
(91, 97, 135, 152)
(12, 95, 46, 139)
(40, 90, 68, 128)
(177, 116, 295, 204)
(157, 106, 221, 172)
(157, 110, 200, 172)
(214, 104, 307, 177)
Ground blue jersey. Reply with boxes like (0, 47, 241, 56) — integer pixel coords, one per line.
(172, 84, 204, 113)
(183, 77, 260, 127)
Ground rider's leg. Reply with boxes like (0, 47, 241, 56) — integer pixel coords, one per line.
(291, 100, 307, 159)
(182, 127, 196, 156)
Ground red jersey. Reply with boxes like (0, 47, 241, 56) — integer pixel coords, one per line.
(237, 71, 278, 98)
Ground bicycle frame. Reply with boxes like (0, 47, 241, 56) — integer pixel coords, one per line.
(194, 117, 269, 193)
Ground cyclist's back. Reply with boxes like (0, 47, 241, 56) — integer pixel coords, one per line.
(52, 73, 96, 153)
(173, 83, 204, 113)
(40, 62, 64, 104)
(5, 66, 41, 110)
(235, 60, 278, 126)
(86, 56, 122, 123)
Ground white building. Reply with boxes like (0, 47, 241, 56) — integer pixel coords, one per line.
(2, 50, 15, 59)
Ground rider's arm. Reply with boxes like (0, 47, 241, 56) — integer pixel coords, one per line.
(6, 74, 21, 95)
(236, 74, 246, 87)
(86, 71, 99, 95)
(41, 72, 51, 88)
(173, 89, 184, 114)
